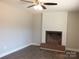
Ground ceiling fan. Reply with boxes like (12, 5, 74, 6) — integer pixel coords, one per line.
(21, 0, 58, 10)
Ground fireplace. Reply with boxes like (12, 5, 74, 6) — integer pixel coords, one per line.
(41, 31, 65, 51)
(46, 31, 62, 45)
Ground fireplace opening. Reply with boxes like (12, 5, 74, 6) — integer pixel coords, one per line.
(46, 31, 62, 45)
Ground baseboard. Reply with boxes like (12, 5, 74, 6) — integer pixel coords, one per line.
(0, 43, 32, 58)
(66, 48, 79, 52)
(31, 43, 40, 46)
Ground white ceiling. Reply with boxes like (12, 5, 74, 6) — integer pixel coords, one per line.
(45, 0, 79, 10)
(0, 0, 79, 11)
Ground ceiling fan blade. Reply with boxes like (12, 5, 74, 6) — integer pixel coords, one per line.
(41, 5, 47, 9)
(27, 5, 35, 8)
(21, 0, 33, 3)
(44, 3, 57, 5)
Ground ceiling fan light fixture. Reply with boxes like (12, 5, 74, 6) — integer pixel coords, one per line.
(39, 0, 46, 2)
(34, 5, 43, 10)
(21, 0, 58, 10)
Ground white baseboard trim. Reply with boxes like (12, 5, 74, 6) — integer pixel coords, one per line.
(0, 43, 32, 58)
(66, 48, 79, 52)
(31, 43, 40, 46)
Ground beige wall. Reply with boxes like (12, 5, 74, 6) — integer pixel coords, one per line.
(66, 11, 79, 51)
(0, 1, 32, 57)
(42, 11, 68, 46)
(32, 13, 42, 45)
